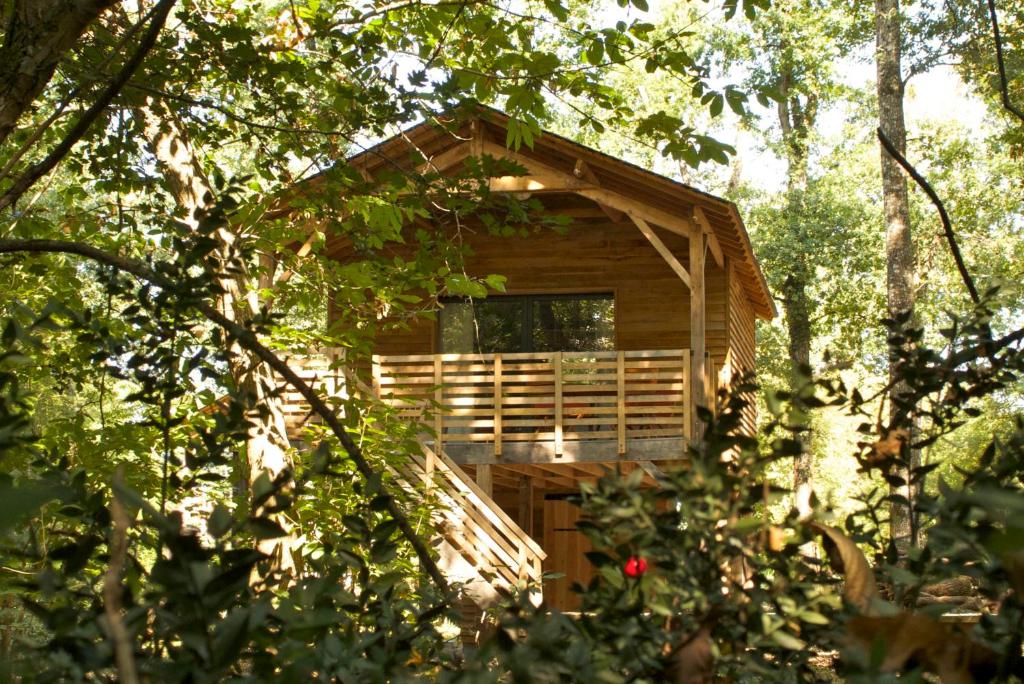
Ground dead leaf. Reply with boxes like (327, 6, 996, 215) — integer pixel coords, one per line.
(859, 428, 909, 472)
(809, 523, 879, 613)
(668, 623, 713, 684)
(847, 613, 1000, 684)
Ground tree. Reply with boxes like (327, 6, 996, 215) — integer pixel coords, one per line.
(704, 1, 872, 492)
(0, 0, 760, 678)
(875, 0, 920, 555)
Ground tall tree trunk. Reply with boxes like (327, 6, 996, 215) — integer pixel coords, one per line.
(134, 100, 298, 574)
(0, 0, 118, 146)
(875, 0, 918, 554)
(777, 68, 817, 491)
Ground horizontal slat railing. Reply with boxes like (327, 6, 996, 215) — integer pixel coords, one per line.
(373, 349, 692, 455)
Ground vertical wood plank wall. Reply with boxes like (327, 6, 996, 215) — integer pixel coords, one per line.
(727, 264, 758, 435)
(336, 219, 732, 364)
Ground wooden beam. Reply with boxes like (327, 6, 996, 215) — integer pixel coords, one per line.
(434, 356, 443, 454)
(638, 461, 667, 481)
(690, 230, 707, 442)
(501, 463, 577, 489)
(470, 119, 485, 157)
(443, 437, 691, 465)
(553, 352, 564, 457)
(489, 174, 595, 193)
(473, 142, 706, 244)
(692, 206, 725, 268)
(573, 159, 625, 222)
(476, 464, 493, 497)
(416, 142, 472, 176)
(273, 227, 320, 287)
(493, 354, 503, 458)
(631, 216, 692, 289)
(517, 475, 533, 536)
(616, 351, 626, 455)
(578, 187, 697, 242)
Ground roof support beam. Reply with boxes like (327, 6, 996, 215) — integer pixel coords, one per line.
(573, 159, 625, 222)
(488, 174, 595, 193)
(421, 140, 705, 245)
(692, 206, 725, 268)
(417, 142, 472, 176)
(631, 216, 691, 289)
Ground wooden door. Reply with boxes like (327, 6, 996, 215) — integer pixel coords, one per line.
(542, 497, 593, 611)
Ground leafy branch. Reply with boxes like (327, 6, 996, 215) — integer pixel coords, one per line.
(0, 236, 451, 600)
(0, 0, 178, 213)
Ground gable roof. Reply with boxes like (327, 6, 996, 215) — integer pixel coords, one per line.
(346, 104, 775, 320)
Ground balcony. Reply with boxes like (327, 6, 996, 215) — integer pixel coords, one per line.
(372, 349, 719, 464)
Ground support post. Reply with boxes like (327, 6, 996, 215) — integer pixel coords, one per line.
(690, 230, 707, 442)
(553, 352, 564, 457)
(433, 356, 443, 454)
(517, 475, 533, 536)
(683, 350, 692, 442)
(476, 464, 493, 498)
(371, 355, 381, 396)
(494, 354, 503, 457)
(616, 351, 626, 456)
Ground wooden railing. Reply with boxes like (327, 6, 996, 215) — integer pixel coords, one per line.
(393, 443, 546, 589)
(373, 350, 692, 457)
(275, 353, 545, 593)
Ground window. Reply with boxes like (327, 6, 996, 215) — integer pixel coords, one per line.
(439, 294, 614, 354)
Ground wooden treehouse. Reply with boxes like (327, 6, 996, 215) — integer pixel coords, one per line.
(283, 107, 775, 619)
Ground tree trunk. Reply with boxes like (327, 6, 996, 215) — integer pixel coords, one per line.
(133, 99, 298, 574)
(0, 0, 117, 146)
(875, 0, 919, 554)
(777, 72, 816, 491)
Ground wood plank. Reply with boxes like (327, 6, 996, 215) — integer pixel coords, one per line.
(690, 232, 706, 442)
(428, 447, 546, 556)
(632, 216, 692, 288)
(614, 350, 622, 456)
(554, 352, 563, 457)
(494, 354, 503, 457)
(476, 464, 493, 497)
(434, 356, 444, 451)
(692, 205, 725, 268)
(443, 436, 690, 464)
(517, 475, 533, 536)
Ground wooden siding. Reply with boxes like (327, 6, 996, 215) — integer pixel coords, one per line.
(542, 498, 593, 611)
(340, 108, 775, 319)
(727, 264, 758, 435)
(332, 216, 731, 364)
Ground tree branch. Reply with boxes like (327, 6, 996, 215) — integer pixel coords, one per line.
(876, 126, 980, 306)
(0, 237, 452, 598)
(987, 0, 1024, 123)
(104, 467, 140, 684)
(0, 0, 177, 213)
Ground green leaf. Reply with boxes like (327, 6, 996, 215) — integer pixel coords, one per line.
(0, 480, 66, 532)
(769, 629, 806, 650)
(249, 517, 287, 540)
(209, 505, 233, 539)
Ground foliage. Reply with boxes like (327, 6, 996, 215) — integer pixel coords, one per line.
(1, 0, 1024, 682)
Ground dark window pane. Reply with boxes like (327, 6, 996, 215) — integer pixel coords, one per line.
(440, 294, 614, 353)
(440, 299, 524, 353)
(532, 297, 613, 352)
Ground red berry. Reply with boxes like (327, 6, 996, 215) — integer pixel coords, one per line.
(624, 555, 648, 578)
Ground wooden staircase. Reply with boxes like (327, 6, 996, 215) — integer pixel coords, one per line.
(395, 443, 545, 644)
(399, 443, 545, 605)
(278, 353, 546, 634)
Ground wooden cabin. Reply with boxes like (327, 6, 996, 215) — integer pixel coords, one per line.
(287, 107, 774, 614)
